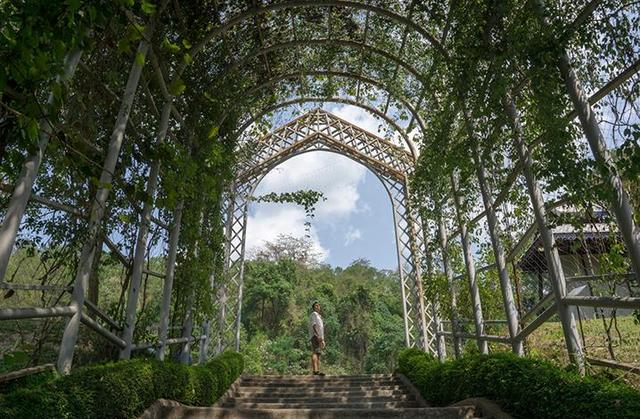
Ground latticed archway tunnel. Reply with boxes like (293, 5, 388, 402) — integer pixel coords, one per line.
(217, 108, 438, 355)
(1, 0, 640, 416)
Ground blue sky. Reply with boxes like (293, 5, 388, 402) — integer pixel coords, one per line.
(244, 104, 400, 270)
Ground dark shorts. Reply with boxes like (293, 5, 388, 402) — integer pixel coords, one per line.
(311, 336, 323, 355)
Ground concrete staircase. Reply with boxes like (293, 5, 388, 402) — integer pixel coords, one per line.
(143, 374, 479, 418)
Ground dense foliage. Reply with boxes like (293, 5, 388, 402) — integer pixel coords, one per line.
(0, 0, 638, 402)
(0, 351, 243, 419)
(398, 348, 640, 418)
(240, 236, 405, 375)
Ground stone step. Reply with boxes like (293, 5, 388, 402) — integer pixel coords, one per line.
(220, 401, 420, 409)
(242, 374, 395, 380)
(234, 389, 411, 398)
(236, 385, 408, 394)
(149, 404, 478, 419)
(241, 375, 395, 382)
(237, 381, 402, 389)
(229, 394, 416, 404)
(240, 378, 401, 386)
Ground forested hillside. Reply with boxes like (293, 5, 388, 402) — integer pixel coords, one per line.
(239, 235, 405, 375)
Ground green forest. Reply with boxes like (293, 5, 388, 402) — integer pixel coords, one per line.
(239, 236, 405, 375)
(0, 234, 406, 376)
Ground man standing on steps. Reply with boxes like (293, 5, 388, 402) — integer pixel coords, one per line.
(309, 301, 326, 376)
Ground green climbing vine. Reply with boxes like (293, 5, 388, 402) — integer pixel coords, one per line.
(250, 190, 326, 233)
(0, 0, 638, 372)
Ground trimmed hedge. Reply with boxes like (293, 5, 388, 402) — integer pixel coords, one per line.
(0, 351, 243, 419)
(397, 348, 640, 419)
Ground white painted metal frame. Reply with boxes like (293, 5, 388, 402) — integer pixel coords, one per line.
(215, 108, 437, 356)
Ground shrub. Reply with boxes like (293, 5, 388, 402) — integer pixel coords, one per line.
(0, 367, 58, 394)
(397, 349, 640, 419)
(0, 351, 243, 419)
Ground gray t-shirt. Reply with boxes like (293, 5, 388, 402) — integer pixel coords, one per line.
(309, 311, 324, 340)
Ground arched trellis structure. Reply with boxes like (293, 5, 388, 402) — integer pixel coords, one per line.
(1, 0, 639, 384)
(216, 108, 439, 355)
(233, 97, 413, 148)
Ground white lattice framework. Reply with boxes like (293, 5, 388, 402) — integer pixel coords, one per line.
(216, 109, 437, 355)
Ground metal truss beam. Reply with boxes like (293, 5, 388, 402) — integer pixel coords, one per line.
(233, 97, 413, 153)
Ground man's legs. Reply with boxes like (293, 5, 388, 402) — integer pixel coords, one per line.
(311, 353, 318, 373)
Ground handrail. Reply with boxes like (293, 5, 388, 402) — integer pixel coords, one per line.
(84, 299, 122, 331)
(0, 306, 77, 320)
(521, 292, 555, 323)
(514, 304, 558, 342)
(437, 330, 511, 343)
(563, 295, 640, 309)
(586, 356, 640, 375)
(0, 364, 55, 383)
(80, 314, 126, 348)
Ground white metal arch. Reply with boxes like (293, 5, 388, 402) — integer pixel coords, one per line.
(215, 108, 438, 356)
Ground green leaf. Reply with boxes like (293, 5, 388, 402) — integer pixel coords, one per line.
(208, 126, 219, 139)
(66, 0, 81, 12)
(26, 118, 39, 141)
(141, 0, 156, 15)
(183, 53, 193, 65)
(118, 214, 132, 223)
(135, 51, 146, 66)
(168, 78, 186, 96)
(117, 38, 131, 53)
(161, 37, 181, 53)
(182, 39, 192, 49)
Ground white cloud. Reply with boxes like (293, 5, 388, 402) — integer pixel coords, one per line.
(344, 227, 362, 246)
(245, 205, 329, 261)
(255, 151, 367, 220)
(330, 104, 383, 135)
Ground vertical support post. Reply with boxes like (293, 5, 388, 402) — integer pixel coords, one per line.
(504, 95, 584, 371)
(176, 208, 207, 362)
(199, 236, 221, 364)
(234, 198, 250, 352)
(405, 182, 432, 352)
(120, 100, 173, 359)
(392, 197, 412, 348)
(532, 0, 640, 281)
(436, 210, 463, 358)
(217, 192, 235, 354)
(422, 219, 447, 361)
(450, 173, 488, 354)
(459, 102, 523, 356)
(216, 284, 227, 354)
(432, 303, 447, 361)
(178, 289, 195, 364)
(472, 150, 523, 355)
(157, 202, 183, 361)
(0, 49, 83, 282)
(57, 31, 155, 374)
(199, 320, 210, 364)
